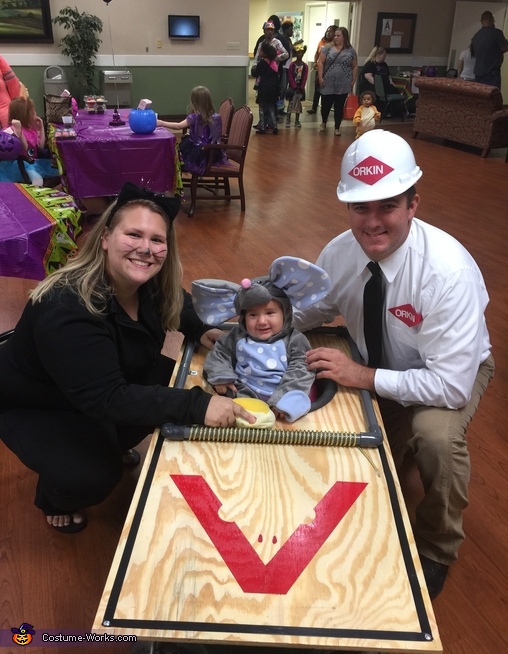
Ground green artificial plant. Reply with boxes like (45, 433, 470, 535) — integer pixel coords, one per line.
(52, 6, 104, 97)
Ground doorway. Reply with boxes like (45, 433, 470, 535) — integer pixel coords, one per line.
(246, 1, 358, 109)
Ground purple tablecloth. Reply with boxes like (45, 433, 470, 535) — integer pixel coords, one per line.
(0, 183, 81, 280)
(55, 110, 177, 198)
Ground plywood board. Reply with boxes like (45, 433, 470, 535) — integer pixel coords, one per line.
(93, 330, 441, 652)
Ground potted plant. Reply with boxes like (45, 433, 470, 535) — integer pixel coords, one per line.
(52, 6, 103, 99)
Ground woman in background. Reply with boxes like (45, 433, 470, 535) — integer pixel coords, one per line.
(307, 25, 336, 114)
(458, 43, 476, 81)
(317, 27, 358, 136)
(359, 46, 404, 116)
(360, 46, 401, 97)
(0, 54, 20, 129)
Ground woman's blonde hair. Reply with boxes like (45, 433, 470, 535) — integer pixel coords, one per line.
(365, 46, 386, 64)
(189, 85, 215, 125)
(30, 199, 183, 331)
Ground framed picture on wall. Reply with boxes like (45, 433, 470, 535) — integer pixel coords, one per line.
(375, 13, 417, 54)
(0, 0, 53, 43)
(276, 12, 303, 42)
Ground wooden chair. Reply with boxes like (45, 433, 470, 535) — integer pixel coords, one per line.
(186, 105, 253, 218)
(218, 97, 235, 143)
(374, 75, 406, 121)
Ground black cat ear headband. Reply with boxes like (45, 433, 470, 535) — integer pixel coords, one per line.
(106, 182, 181, 226)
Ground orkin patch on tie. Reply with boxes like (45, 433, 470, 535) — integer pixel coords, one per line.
(389, 304, 423, 327)
(348, 156, 394, 186)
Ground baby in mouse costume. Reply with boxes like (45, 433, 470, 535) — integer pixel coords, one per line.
(192, 256, 330, 422)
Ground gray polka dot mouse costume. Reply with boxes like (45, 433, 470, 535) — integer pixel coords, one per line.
(192, 257, 330, 422)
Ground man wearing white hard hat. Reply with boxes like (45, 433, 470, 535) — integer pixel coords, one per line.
(294, 130, 494, 600)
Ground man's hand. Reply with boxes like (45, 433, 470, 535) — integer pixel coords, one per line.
(306, 347, 376, 391)
(200, 328, 223, 349)
(204, 395, 256, 427)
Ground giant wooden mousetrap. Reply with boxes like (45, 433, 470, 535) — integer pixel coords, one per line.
(93, 327, 442, 652)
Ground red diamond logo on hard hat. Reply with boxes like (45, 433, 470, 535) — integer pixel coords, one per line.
(348, 156, 394, 186)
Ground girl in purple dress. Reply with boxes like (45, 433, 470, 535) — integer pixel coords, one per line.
(157, 86, 227, 175)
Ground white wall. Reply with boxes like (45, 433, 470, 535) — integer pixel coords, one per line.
(5, 0, 250, 67)
(4, 0, 504, 72)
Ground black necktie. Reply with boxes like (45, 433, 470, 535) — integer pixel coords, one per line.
(363, 261, 384, 368)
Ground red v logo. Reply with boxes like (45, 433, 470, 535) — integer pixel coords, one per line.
(171, 475, 367, 594)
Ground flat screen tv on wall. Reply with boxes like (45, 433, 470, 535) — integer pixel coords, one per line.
(168, 15, 200, 40)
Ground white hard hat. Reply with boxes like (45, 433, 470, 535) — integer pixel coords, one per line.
(337, 130, 422, 202)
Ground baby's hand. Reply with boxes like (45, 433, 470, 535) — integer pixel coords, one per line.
(200, 328, 223, 349)
(10, 119, 22, 138)
(35, 116, 44, 129)
(214, 383, 237, 397)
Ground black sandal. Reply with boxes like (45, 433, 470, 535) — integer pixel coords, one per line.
(48, 513, 88, 534)
(122, 448, 141, 469)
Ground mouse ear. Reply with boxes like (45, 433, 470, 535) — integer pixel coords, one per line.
(269, 256, 330, 309)
(192, 279, 242, 325)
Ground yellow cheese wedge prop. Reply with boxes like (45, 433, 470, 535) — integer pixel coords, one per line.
(233, 397, 276, 429)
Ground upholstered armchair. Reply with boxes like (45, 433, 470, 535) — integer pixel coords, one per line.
(413, 77, 508, 159)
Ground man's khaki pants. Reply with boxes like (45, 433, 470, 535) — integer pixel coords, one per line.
(377, 354, 495, 565)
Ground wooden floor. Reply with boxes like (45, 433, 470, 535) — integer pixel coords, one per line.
(1, 113, 508, 654)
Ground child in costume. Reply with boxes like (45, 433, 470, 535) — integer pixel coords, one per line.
(286, 44, 308, 128)
(157, 85, 227, 174)
(0, 97, 55, 186)
(353, 91, 381, 140)
(251, 41, 280, 134)
(192, 257, 330, 422)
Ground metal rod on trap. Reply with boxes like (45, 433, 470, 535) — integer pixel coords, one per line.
(161, 423, 382, 448)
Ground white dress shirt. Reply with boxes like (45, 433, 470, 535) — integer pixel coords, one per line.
(293, 218, 491, 409)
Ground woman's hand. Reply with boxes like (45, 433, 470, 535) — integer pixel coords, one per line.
(317, 55, 325, 87)
(200, 328, 223, 349)
(204, 395, 256, 427)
